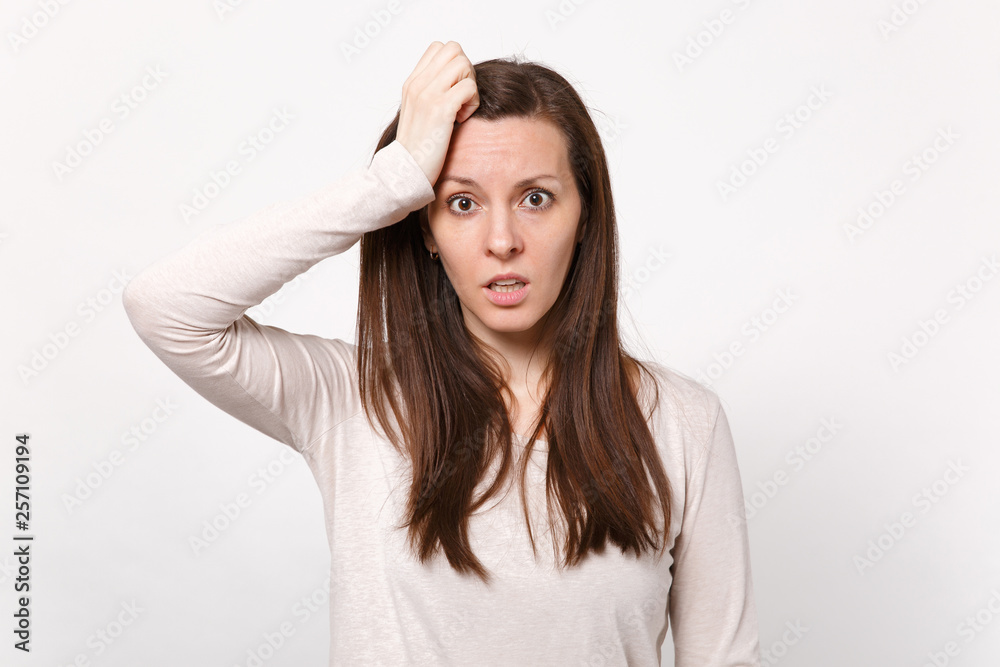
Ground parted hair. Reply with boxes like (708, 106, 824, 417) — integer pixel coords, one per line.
(356, 55, 671, 583)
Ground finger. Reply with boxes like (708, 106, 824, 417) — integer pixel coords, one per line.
(455, 65, 480, 123)
(452, 78, 481, 123)
(411, 41, 466, 95)
(430, 52, 476, 96)
(441, 57, 479, 122)
(404, 41, 446, 93)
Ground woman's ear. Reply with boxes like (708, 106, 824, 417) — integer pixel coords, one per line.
(419, 206, 434, 252)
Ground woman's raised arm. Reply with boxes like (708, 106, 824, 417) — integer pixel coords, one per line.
(122, 139, 435, 455)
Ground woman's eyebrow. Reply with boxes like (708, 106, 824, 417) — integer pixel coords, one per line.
(438, 174, 560, 189)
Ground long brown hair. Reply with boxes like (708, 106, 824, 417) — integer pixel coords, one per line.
(356, 55, 670, 583)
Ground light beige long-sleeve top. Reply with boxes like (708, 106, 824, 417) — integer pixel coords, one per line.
(122, 139, 762, 666)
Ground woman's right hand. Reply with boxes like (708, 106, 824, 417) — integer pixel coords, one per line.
(395, 41, 481, 188)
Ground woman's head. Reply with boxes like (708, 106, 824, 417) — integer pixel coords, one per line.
(368, 55, 615, 364)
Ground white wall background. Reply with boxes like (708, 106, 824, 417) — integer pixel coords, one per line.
(3, 1, 999, 665)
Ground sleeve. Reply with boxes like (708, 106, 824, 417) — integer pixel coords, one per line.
(667, 395, 762, 666)
(121, 139, 436, 455)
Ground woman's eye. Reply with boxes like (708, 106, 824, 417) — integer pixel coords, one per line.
(445, 189, 555, 217)
(523, 190, 553, 208)
(448, 197, 476, 215)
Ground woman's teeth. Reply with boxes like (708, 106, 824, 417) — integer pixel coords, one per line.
(490, 281, 525, 292)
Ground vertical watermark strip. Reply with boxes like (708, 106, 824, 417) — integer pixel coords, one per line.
(13, 433, 33, 652)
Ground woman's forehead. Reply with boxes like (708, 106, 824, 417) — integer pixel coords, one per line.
(441, 117, 571, 177)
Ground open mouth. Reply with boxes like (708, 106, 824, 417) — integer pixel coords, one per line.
(488, 280, 526, 292)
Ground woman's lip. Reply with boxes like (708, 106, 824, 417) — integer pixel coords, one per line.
(483, 282, 528, 305)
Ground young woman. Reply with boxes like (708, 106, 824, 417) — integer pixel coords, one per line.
(124, 41, 761, 666)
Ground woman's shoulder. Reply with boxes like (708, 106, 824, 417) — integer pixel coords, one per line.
(632, 357, 724, 444)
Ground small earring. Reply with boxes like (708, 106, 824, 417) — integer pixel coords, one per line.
(429, 249, 439, 261)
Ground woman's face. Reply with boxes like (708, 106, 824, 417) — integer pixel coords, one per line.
(420, 116, 584, 348)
